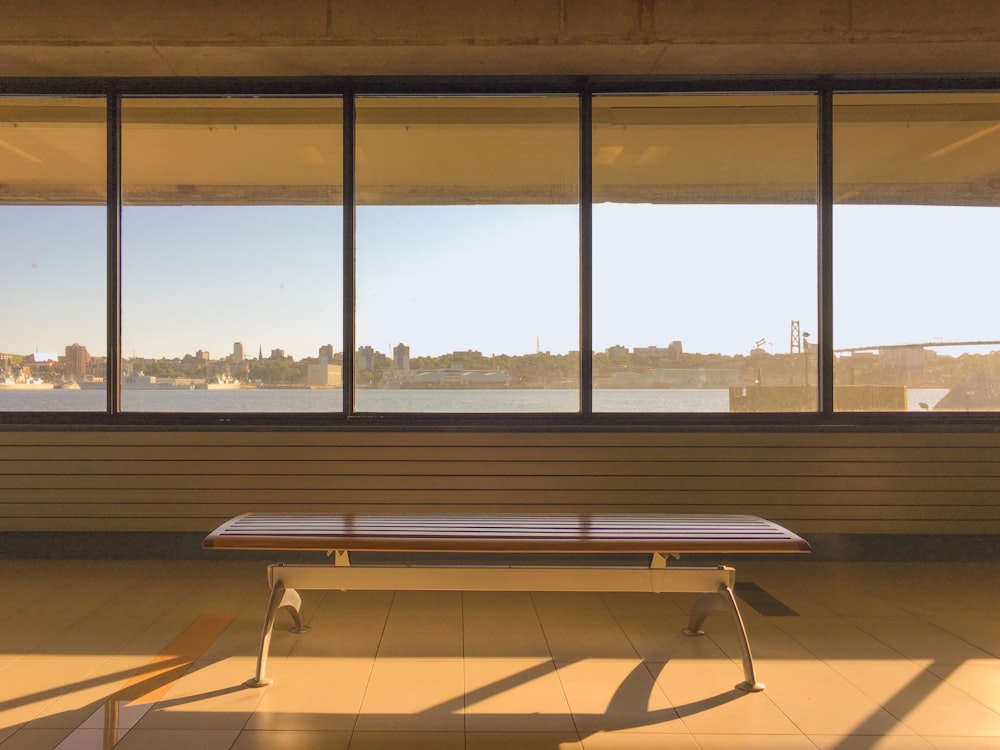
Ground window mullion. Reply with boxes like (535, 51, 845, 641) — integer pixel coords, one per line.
(818, 89, 834, 415)
(343, 91, 357, 417)
(107, 94, 122, 416)
(580, 88, 594, 415)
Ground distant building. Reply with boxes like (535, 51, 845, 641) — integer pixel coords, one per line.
(633, 346, 671, 360)
(392, 365, 511, 387)
(633, 343, 682, 362)
(393, 343, 410, 371)
(88, 356, 108, 381)
(606, 345, 629, 362)
(22, 352, 59, 376)
(357, 345, 376, 372)
(269, 348, 286, 360)
(318, 344, 334, 365)
(195, 350, 210, 362)
(232, 342, 244, 362)
(307, 364, 343, 387)
(64, 343, 91, 380)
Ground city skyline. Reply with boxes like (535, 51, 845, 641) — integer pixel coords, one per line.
(5, 203, 1000, 361)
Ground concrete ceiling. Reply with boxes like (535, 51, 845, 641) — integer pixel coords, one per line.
(4, 0, 1000, 78)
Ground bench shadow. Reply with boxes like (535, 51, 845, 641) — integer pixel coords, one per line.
(2, 658, 746, 748)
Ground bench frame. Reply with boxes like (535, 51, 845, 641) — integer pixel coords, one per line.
(205, 513, 811, 693)
(251, 554, 763, 691)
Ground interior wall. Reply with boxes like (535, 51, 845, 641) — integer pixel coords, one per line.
(2, 430, 998, 540)
(2, 1, 1000, 555)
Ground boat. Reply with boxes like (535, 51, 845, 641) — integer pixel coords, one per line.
(76, 375, 196, 390)
(196, 376, 243, 390)
(0, 377, 55, 390)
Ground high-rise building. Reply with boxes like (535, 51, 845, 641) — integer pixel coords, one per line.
(233, 342, 244, 362)
(393, 343, 410, 371)
(318, 344, 334, 365)
(64, 343, 91, 381)
(357, 346, 375, 372)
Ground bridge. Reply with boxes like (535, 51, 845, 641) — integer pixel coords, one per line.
(834, 340, 1000, 353)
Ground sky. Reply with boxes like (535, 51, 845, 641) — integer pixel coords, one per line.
(3, 202, 1000, 361)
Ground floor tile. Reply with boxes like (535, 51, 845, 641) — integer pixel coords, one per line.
(925, 659, 1000, 712)
(230, 729, 352, 749)
(23, 654, 160, 730)
(830, 659, 1000, 736)
(531, 592, 612, 621)
(354, 659, 465, 731)
(692, 735, 818, 749)
(756, 661, 917, 736)
(579, 731, 700, 748)
(602, 599, 715, 662)
(112, 728, 240, 750)
(0, 728, 74, 750)
(464, 660, 575, 732)
(775, 615, 906, 660)
(808, 735, 936, 749)
(131, 657, 264, 730)
(346, 730, 464, 749)
(924, 737, 1000, 749)
(538, 615, 638, 661)
(0, 657, 108, 731)
(466, 731, 584, 749)
(555, 659, 686, 734)
(850, 617, 994, 662)
(245, 657, 375, 730)
(463, 591, 551, 658)
(288, 591, 393, 659)
(375, 592, 464, 659)
(651, 660, 804, 735)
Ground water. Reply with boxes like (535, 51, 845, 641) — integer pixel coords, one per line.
(0, 388, 949, 413)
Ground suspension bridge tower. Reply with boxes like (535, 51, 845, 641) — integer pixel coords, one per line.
(790, 320, 802, 354)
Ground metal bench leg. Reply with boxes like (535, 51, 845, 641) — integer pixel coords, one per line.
(683, 583, 765, 693)
(246, 581, 311, 688)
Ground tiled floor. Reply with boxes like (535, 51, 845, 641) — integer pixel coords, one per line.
(0, 559, 998, 749)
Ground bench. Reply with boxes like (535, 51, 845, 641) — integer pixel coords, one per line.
(203, 512, 810, 692)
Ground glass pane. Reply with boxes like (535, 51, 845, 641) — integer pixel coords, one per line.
(834, 93, 1000, 412)
(355, 97, 579, 413)
(121, 98, 343, 412)
(0, 97, 107, 412)
(593, 95, 818, 413)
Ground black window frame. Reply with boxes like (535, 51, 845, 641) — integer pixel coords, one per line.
(2, 74, 999, 430)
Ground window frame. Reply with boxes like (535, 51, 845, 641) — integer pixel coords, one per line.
(2, 74, 999, 429)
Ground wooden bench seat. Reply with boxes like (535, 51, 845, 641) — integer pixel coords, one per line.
(204, 512, 810, 692)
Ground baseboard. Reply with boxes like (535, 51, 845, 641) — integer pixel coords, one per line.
(0, 532, 997, 562)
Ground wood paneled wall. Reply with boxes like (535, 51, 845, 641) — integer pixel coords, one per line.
(2, 429, 997, 536)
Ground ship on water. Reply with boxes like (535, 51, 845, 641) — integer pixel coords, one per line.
(0, 377, 55, 390)
(77, 374, 196, 390)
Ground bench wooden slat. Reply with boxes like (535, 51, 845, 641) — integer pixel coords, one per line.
(203, 512, 811, 554)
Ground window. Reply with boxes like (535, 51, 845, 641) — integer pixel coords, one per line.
(120, 98, 343, 412)
(4, 79, 1000, 423)
(834, 93, 1000, 412)
(354, 96, 579, 413)
(0, 97, 106, 411)
(592, 95, 818, 412)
